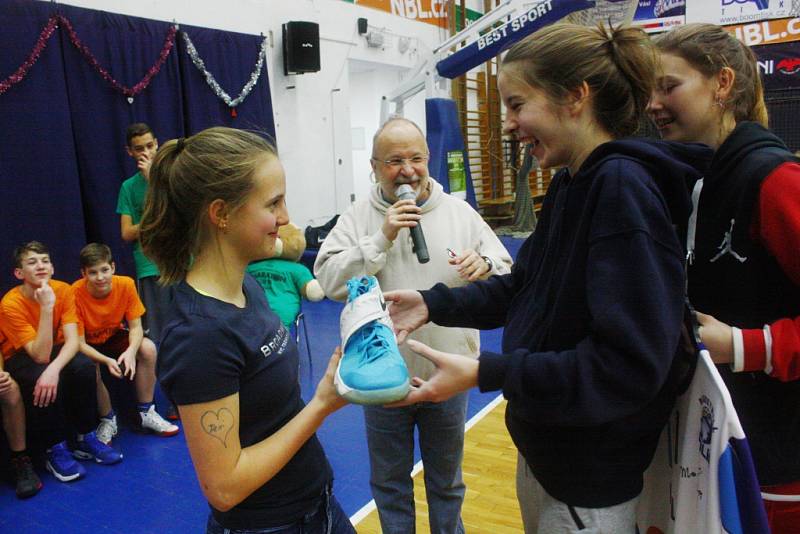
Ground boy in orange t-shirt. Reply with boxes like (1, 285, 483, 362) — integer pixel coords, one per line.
(0, 241, 122, 483)
(0, 325, 41, 498)
(73, 243, 178, 444)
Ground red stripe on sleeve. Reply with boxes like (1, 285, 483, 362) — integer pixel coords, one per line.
(741, 328, 767, 373)
(768, 318, 800, 382)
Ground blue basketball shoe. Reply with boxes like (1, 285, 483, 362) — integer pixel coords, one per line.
(336, 276, 410, 405)
(46, 441, 86, 482)
(73, 431, 123, 465)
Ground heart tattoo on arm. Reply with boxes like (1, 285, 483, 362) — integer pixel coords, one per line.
(201, 408, 234, 448)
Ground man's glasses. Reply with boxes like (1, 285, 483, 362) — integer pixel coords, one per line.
(372, 155, 429, 169)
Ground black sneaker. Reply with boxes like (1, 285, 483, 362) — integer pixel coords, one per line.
(11, 455, 42, 498)
(165, 403, 180, 421)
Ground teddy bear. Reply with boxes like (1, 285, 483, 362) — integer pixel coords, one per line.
(246, 222, 324, 328)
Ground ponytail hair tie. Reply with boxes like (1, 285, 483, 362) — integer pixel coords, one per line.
(606, 35, 619, 56)
(176, 137, 186, 153)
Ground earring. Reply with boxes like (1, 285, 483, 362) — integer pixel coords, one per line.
(715, 97, 726, 109)
(218, 220, 228, 233)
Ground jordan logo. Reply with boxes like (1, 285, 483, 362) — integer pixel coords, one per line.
(710, 219, 747, 263)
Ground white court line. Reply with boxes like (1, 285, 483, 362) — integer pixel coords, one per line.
(350, 393, 506, 525)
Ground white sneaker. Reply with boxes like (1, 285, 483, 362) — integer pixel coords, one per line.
(140, 406, 180, 436)
(96, 416, 118, 445)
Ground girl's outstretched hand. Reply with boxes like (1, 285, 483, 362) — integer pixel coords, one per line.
(384, 290, 429, 343)
(388, 339, 479, 406)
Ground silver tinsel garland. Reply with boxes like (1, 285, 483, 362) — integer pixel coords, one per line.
(182, 30, 267, 109)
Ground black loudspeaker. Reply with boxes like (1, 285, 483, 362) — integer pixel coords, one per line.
(283, 21, 320, 75)
(357, 18, 368, 35)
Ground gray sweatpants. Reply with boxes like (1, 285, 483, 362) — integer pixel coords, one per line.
(516, 452, 639, 533)
(137, 275, 172, 341)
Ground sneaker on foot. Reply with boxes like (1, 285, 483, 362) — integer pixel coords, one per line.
(96, 415, 118, 445)
(73, 431, 123, 465)
(46, 441, 86, 482)
(140, 405, 180, 436)
(11, 455, 42, 498)
(335, 276, 410, 405)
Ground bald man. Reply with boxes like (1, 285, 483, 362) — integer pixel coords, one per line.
(315, 117, 512, 534)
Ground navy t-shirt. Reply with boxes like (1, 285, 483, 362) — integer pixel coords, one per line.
(158, 274, 332, 529)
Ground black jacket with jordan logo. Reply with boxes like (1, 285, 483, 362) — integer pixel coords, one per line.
(688, 121, 800, 485)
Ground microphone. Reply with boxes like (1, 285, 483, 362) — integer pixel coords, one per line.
(396, 184, 430, 264)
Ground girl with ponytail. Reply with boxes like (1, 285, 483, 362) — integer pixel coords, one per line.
(384, 23, 708, 532)
(139, 127, 354, 534)
(649, 23, 800, 532)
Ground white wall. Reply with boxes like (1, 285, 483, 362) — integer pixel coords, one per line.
(348, 63, 428, 203)
(40, 0, 447, 226)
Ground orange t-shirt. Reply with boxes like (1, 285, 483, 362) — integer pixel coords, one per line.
(72, 275, 146, 345)
(0, 279, 79, 357)
(0, 322, 11, 360)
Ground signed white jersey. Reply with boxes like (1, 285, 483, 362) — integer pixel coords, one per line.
(636, 348, 769, 533)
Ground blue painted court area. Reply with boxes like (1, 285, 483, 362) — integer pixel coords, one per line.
(0, 236, 524, 533)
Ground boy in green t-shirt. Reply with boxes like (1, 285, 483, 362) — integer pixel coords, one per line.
(117, 123, 177, 420)
(116, 123, 172, 340)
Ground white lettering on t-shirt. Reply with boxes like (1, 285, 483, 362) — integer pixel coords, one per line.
(260, 325, 290, 358)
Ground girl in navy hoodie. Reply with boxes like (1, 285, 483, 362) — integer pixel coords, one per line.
(648, 23, 800, 532)
(386, 23, 707, 533)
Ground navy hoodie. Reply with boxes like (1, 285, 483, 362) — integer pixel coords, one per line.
(422, 139, 712, 507)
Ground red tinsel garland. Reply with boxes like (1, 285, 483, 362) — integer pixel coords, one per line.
(0, 16, 59, 95)
(0, 14, 177, 102)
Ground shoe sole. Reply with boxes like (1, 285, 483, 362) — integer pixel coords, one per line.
(132, 422, 180, 437)
(45, 460, 84, 482)
(72, 449, 124, 465)
(335, 361, 410, 405)
(139, 426, 180, 437)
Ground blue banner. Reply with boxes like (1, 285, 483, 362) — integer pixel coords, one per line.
(435, 0, 595, 79)
(634, 0, 685, 20)
(426, 98, 477, 207)
(632, 0, 685, 33)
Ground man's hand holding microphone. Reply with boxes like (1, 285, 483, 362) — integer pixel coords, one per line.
(384, 184, 429, 263)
